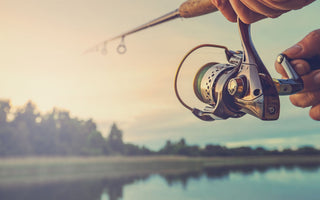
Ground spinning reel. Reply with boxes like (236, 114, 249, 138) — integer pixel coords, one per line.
(174, 19, 304, 121)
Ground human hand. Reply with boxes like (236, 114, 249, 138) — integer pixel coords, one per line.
(275, 29, 320, 120)
(211, 0, 315, 24)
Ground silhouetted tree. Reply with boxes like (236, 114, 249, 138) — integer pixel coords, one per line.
(296, 146, 319, 155)
(0, 100, 110, 157)
(201, 144, 229, 156)
(158, 138, 200, 156)
(254, 147, 268, 156)
(230, 146, 254, 156)
(0, 100, 10, 125)
(107, 123, 124, 154)
(0, 100, 320, 158)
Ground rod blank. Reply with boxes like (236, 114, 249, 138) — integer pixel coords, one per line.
(85, 0, 218, 54)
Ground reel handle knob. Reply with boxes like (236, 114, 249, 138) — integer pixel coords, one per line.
(275, 54, 304, 95)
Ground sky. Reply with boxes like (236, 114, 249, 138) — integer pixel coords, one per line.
(1, 0, 320, 150)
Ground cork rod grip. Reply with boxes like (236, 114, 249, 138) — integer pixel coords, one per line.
(179, 0, 218, 18)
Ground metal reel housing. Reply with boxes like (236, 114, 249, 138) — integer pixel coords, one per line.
(193, 62, 245, 120)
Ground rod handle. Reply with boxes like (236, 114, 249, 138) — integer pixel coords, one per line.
(179, 0, 218, 18)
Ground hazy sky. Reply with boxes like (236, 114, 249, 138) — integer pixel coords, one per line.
(1, 0, 320, 150)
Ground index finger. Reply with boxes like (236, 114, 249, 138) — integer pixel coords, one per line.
(275, 59, 311, 78)
(283, 29, 320, 59)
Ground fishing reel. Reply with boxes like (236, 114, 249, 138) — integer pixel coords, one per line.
(174, 19, 304, 121)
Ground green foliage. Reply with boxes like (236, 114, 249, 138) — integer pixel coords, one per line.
(107, 123, 124, 154)
(158, 139, 320, 157)
(158, 138, 200, 156)
(106, 123, 155, 156)
(123, 144, 154, 156)
(0, 99, 319, 158)
(0, 100, 108, 157)
(0, 100, 156, 157)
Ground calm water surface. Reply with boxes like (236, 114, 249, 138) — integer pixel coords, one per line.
(122, 167, 320, 200)
(1, 164, 320, 200)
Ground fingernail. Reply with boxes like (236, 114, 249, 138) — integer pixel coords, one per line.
(314, 72, 320, 84)
(285, 44, 302, 56)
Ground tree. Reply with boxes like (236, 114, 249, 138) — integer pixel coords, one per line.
(0, 101, 112, 157)
(0, 100, 11, 124)
(0, 100, 14, 156)
(201, 144, 229, 156)
(85, 120, 109, 155)
(158, 138, 200, 156)
(10, 101, 40, 155)
(107, 123, 124, 154)
(296, 146, 320, 155)
(230, 146, 254, 156)
(158, 140, 174, 155)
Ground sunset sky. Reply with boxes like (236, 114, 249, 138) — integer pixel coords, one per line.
(1, 0, 320, 150)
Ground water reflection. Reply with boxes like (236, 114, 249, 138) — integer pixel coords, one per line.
(0, 163, 319, 200)
(161, 163, 320, 189)
(0, 175, 150, 200)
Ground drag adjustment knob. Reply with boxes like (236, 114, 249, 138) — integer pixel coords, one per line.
(228, 77, 246, 98)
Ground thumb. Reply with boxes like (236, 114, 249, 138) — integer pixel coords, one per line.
(283, 29, 320, 60)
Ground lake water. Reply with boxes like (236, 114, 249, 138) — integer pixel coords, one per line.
(1, 164, 319, 200)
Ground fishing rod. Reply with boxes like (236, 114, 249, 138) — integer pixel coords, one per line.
(85, 0, 218, 54)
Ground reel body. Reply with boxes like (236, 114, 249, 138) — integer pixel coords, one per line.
(175, 19, 304, 121)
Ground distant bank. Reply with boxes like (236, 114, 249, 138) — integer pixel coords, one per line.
(1, 155, 320, 186)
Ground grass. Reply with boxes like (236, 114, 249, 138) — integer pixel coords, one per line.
(0, 155, 320, 186)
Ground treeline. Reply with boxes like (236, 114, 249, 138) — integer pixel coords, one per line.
(159, 138, 320, 157)
(0, 100, 152, 157)
(0, 100, 319, 157)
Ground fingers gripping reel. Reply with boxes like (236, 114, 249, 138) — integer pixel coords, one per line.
(175, 19, 303, 121)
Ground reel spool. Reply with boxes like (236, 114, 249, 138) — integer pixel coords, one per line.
(193, 62, 233, 105)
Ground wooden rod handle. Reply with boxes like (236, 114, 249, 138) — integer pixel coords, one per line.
(179, 0, 218, 18)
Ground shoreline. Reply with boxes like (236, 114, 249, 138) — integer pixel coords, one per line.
(0, 155, 319, 186)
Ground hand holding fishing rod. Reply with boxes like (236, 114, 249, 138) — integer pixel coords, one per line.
(212, 0, 320, 121)
(212, 0, 316, 24)
(173, 0, 320, 121)
(86, 0, 319, 121)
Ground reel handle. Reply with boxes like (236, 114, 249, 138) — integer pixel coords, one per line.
(275, 54, 320, 95)
(278, 54, 320, 74)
